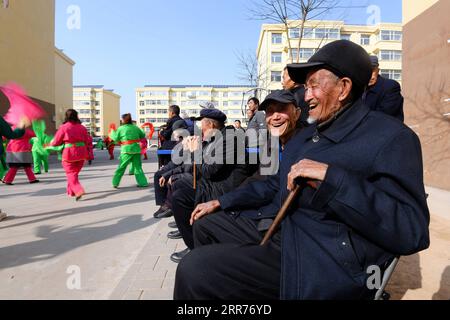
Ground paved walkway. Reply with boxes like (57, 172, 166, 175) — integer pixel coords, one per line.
(0, 148, 181, 299)
(0, 148, 448, 300)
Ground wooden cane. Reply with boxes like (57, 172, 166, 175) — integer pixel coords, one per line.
(193, 160, 196, 190)
(260, 180, 318, 246)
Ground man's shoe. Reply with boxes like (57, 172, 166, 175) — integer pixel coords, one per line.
(153, 207, 173, 219)
(0, 211, 7, 222)
(168, 221, 177, 229)
(170, 248, 190, 263)
(153, 205, 168, 216)
(167, 230, 182, 239)
(30, 180, 40, 184)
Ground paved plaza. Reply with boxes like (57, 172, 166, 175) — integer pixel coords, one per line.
(0, 148, 448, 300)
(0, 148, 182, 300)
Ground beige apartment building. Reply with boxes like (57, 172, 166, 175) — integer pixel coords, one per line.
(73, 86, 121, 137)
(136, 85, 255, 129)
(55, 48, 76, 128)
(402, 0, 450, 190)
(257, 20, 403, 94)
(0, 0, 74, 133)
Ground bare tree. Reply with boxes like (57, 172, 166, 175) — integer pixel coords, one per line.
(235, 50, 269, 99)
(248, 0, 297, 60)
(248, 0, 366, 63)
(406, 77, 450, 170)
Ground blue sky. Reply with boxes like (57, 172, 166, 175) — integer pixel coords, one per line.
(55, 0, 402, 116)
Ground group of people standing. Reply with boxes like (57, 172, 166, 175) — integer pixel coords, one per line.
(148, 40, 429, 300)
(1, 39, 430, 300)
(0, 108, 150, 223)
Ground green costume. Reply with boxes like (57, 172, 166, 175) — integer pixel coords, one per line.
(31, 120, 52, 174)
(96, 139, 104, 150)
(110, 124, 148, 188)
(0, 140, 8, 180)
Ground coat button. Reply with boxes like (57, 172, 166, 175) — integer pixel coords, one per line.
(312, 135, 320, 143)
(257, 212, 262, 217)
(342, 242, 347, 246)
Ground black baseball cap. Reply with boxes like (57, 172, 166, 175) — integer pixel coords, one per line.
(259, 90, 298, 111)
(195, 108, 227, 123)
(287, 40, 372, 94)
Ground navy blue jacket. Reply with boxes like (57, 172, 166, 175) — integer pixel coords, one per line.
(219, 99, 430, 299)
(364, 75, 404, 122)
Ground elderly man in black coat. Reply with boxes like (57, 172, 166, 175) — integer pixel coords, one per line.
(363, 56, 404, 122)
(173, 40, 430, 300)
(169, 108, 255, 263)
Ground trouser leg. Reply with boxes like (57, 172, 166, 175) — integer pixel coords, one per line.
(174, 233, 281, 300)
(112, 153, 132, 187)
(63, 160, 85, 197)
(131, 154, 148, 187)
(24, 165, 37, 182)
(154, 170, 167, 206)
(171, 184, 196, 249)
(0, 157, 7, 180)
(32, 151, 41, 174)
(3, 166, 18, 183)
(193, 211, 262, 247)
(43, 156, 49, 172)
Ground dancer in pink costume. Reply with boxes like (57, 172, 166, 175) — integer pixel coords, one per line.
(51, 109, 90, 201)
(3, 128, 39, 185)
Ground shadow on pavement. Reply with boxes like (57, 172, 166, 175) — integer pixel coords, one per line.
(0, 194, 154, 230)
(0, 214, 157, 269)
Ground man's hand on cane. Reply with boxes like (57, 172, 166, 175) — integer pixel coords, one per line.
(287, 159, 329, 191)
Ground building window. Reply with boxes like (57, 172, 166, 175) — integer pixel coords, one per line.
(139, 101, 145, 106)
(380, 30, 402, 41)
(340, 33, 351, 41)
(95, 110, 100, 115)
(140, 119, 145, 124)
(271, 71, 282, 82)
(302, 28, 339, 39)
(360, 34, 370, 46)
(289, 28, 300, 39)
(290, 48, 315, 61)
(272, 33, 282, 44)
(139, 110, 145, 115)
(379, 50, 402, 61)
(223, 101, 228, 107)
(145, 100, 169, 106)
(271, 52, 282, 63)
(380, 69, 402, 81)
(96, 128, 101, 132)
(223, 92, 228, 98)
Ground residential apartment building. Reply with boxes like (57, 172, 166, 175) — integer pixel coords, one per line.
(55, 48, 75, 128)
(73, 86, 121, 137)
(402, 0, 450, 190)
(257, 20, 403, 94)
(0, 0, 74, 133)
(136, 85, 255, 129)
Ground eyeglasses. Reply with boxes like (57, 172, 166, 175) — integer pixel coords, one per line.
(303, 75, 341, 94)
(303, 82, 322, 94)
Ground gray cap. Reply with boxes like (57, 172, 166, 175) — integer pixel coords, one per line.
(370, 55, 379, 67)
(199, 101, 215, 109)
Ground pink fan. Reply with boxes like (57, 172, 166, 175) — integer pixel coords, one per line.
(0, 83, 47, 126)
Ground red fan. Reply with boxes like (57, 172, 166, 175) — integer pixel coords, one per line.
(108, 123, 117, 135)
(1, 83, 46, 125)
